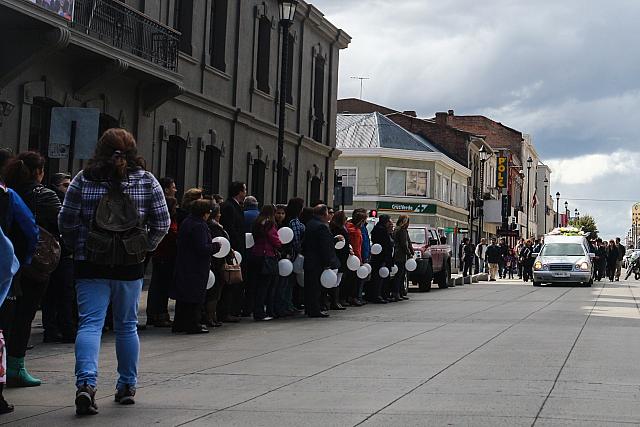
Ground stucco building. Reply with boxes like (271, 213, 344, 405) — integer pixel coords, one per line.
(0, 0, 350, 204)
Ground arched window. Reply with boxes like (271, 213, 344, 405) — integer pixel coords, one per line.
(256, 16, 271, 93)
(310, 176, 321, 205)
(203, 145, 221, 196)
(28, 98, 61, 184)
(251, 159, 266, 205)
(166, 135, 187, 199)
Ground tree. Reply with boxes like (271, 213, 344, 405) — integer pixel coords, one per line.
(570, 214, 599, 240)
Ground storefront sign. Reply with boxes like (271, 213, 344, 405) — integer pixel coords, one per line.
(496, 156, 508, 188)
(377, 202, 436, 214)
(27, 0, 74, 21)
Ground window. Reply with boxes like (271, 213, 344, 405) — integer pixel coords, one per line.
(386, 169, 429, 197)
(251, 160, 266, 205)
(256, 16, 271, 93)
(462, 185, 468, 209)
(203, 146, 221, 195)
(312, 56, 325, 142)
(29, 99, 59, 183)
(285, 33, 295, 104)
(209, 0, 228, 71)
(335, 168, 356, 191)
(442, 176, 450, 202)
(174, 0, 193, 55)
(309, 176, 321, 205)
(452, 182, 459, 206)
(166, 136, 187, 200)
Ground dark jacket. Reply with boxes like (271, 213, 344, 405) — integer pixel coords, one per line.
(172, 215, 218, 304)
(15, 182, 61, 236)
(371, 223, 393, 268)
(207, 219, 231, 270)
(617, 244, 626, 261)
(303, 216, 339, 272)
(607, 246, 619, 265)
(220, 197, 245, 255)
(463, 243, 475, 260)
(330, 224, 350, 273)
(485, 244, 502, 264)
(393, 227, 413, 263)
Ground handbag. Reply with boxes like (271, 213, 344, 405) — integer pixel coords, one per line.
(21, 187, 61, 283)
(220, 253, 243, 285)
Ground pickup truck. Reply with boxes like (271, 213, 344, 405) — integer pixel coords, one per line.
(407, 226, 452, 291)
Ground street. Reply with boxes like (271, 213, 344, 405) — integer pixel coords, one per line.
(4, 278, 640, 426)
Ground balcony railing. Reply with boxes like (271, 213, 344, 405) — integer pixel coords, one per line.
(72, 0, 180, 72)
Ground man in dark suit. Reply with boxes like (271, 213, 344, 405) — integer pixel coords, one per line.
(303, 205, 340, 318)
(218, 181, 246, 321)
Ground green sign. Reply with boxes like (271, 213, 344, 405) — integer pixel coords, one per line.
(377, 202, 436, 214)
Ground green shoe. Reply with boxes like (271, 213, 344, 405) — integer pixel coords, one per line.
(6, 356, 41, 387)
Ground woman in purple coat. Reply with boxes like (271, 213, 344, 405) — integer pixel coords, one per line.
(171, 199, 220, 334)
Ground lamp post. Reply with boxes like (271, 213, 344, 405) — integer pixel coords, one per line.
(575, 208, 580, 223)
(276, 0, 298, 204)
(556, 192, 561, 227)
(526, 156, 533, 239)
(543, 178, 548, 233)
(478, 145, 491, 242)
(564, 201, 569, 227)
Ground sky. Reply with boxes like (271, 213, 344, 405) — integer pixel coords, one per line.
(312, 0, 640, 240)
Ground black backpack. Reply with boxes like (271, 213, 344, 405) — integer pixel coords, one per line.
(86, 184, 148, 266)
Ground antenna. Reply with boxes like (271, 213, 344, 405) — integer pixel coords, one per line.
(350, 76, 370, 100)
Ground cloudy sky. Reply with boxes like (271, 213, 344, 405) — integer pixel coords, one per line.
(313, 0, 640, 240)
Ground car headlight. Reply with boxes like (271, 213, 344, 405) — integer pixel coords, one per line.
(534, 261, 543, 271)
(575, 262, 589, 271)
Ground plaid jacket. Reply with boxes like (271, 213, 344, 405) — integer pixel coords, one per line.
(58, 169, 170, 261)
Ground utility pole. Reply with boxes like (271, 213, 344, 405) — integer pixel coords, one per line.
(350, 76, 370, 100)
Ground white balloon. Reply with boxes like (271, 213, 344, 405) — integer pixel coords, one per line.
(206, 270, 216, 290)
(371, 244, 382, 255)
(363, 263, 372, 274)
(405, 258, 418, 272)
(379, 267, 390, 278)
(335, 239, 346, 250)
(391, 265, 399, 275)
(346, 255, 361, 271)
(296, 272, 305, 287)
(320, 269, 338, 289)
(234, 250, 242, 264)
(357, 265, 369, 279)
(245, 233, 255, 249)
(278, 227, 294, 244)
(212, 236, 231, 258)
(278, 259, 294, 276)
(293, 254, 305, 274)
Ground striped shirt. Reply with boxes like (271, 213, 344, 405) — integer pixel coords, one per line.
(58, 168, 170, 261)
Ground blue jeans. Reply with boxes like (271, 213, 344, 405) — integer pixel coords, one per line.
(75, 278, 143, 389)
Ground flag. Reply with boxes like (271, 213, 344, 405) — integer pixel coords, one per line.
(532, 190, 538, 208)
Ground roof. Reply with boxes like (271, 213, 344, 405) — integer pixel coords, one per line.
(336, 112, 438, 152)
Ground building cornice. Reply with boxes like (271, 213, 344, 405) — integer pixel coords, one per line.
(297, 2, 351, 49)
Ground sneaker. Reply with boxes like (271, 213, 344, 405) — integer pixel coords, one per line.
(0, 396, 14, 414)
(115, 384, 136, 405)
(75, 382, 98, 416)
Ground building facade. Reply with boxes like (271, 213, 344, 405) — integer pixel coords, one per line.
(335, 112, 471, 238)
(0, 0, 350, 204)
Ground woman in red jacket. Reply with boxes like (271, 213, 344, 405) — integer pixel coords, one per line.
(251, 205, 282, 321)
(345, 210, 366, 306)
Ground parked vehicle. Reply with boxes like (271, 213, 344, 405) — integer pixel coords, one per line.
(625, 251, 640, 280)
(622, 249, 640, 268)
(407, 226, 451, 292)
(532, 234, 595, 287)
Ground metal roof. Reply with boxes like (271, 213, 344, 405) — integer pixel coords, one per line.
(336, 112, 438, 152)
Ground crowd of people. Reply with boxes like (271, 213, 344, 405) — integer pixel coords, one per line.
(0, 129, 416, 416)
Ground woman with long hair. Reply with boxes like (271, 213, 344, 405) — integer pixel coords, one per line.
(345, 210, 366, 306)
(59, 128, 170, 415)
(204, 202, 231, 327)
(393, 215, 412, 302)
(3, 151, 61, 388)
(329, 211, 350, 310)
(251, 205, 282, 321)
(369, 215, 394, 303)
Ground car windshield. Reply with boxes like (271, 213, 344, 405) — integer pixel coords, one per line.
(409, 229, 426, 245)
(541, 243, 585, 257)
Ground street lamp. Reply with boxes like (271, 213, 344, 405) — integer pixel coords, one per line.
(564, 201, 569, 226)
(478, 145, 491, 242)
(276, 0, 298, 203)
(526, 156, 533, 238)
(556, 192, 561, 227)
(575, 208, 580, 222)
(543, 178, 548, 233)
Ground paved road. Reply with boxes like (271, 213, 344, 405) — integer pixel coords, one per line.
(4, 278, 640, 426)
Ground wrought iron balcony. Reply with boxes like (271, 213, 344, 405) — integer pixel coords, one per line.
(72, 0, 180, 72)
